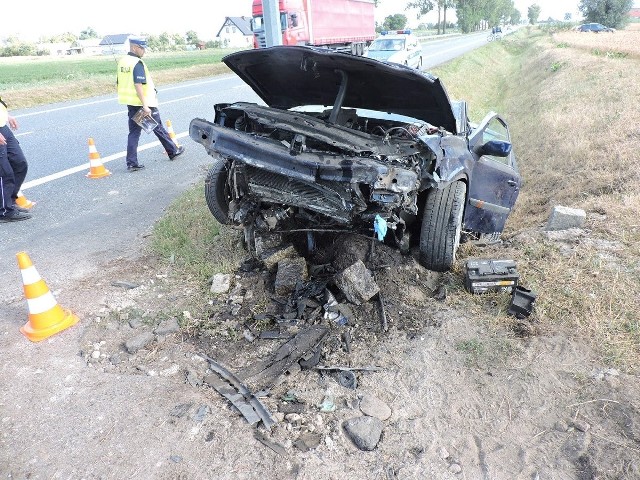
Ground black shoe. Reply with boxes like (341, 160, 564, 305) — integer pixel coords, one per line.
(13, 205, 30, 213)
(0, 210, 31, 222)
(168, 145, 185, 160)
(127, 164, 145, 172)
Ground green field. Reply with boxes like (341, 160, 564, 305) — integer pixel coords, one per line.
(0, 49, 238, 107)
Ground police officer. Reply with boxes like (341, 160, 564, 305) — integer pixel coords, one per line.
(117, 36, 184, 171)
(0, 96, 30, 222)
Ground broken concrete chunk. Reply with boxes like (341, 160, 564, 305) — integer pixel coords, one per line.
(334, 260, 379, 305)
(275, 257, 308, 295)
(154, 317, 180, 336)
(342, 416, 384, 451)
(210, 273, 232, 294)
(359, 393, 392, 421)
(294, 432, 322, 452)
(124, 332, 154, 354)
(261, 244, 297, 270)
(545, 206, 586, 231)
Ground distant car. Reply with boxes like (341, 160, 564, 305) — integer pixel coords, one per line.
(190, 46, 521, 271)
(364, 30, 423, 69)
(577, 23, 615, 33)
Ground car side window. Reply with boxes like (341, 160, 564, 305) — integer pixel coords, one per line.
(481, 118, 510, 165)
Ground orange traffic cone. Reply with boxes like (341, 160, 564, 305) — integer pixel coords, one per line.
(166, 120, 181, 148)
(17, 251, 79, 342)
(15, 190, 35, 209)
(86, 138, 111, 179)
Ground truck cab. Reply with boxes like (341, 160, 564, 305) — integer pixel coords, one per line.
(251, 0, 375, 53)
(364, 30, 423, 69)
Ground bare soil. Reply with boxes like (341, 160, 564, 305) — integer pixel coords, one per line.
(2, 232, 639, 480)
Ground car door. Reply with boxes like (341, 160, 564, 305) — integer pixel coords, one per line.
(464, 113, 521, 234)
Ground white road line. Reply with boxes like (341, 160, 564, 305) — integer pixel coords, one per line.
(96, 95, 203, 119)
(16, 98, 117, 118)
(15, 131, 34, 137)
(15, 76, 232, 119)
(20, 131, 190, 190)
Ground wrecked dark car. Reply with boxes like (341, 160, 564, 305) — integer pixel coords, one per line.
(189, 46, 520, 271)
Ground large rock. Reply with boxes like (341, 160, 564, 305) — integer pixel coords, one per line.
(342, 416, 384, 451)
(334, 260, 379, 305)
(545, 206, 586, 231)
(210, 273, 231, 294)
(124, 332, 154, 354)
(359, 393, 392, 421)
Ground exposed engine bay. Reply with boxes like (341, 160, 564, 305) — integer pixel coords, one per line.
(191, 102, 446, 247)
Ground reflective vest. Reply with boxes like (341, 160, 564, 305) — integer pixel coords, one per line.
(116, 55, 158, 107)
(0, 97, 8, 127)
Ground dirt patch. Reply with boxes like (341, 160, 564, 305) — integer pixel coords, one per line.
(2, 236, 640, 479)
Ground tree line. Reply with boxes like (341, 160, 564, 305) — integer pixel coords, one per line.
(0, 28, 224, 57)
(380, 0, 634, 34)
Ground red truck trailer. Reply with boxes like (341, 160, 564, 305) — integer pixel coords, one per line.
(251, 0, 375, 55)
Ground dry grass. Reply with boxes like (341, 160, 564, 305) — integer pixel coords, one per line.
(439, 28, 640, 370)
(554, 22, 640, 59)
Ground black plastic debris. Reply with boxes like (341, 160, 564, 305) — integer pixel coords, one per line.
(337, 370, 357, 390)
(508, 286, 537, 319)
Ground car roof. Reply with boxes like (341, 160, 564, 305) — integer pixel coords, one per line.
(222, 46, 457, 133)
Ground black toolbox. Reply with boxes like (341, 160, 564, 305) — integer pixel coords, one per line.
(464, 259, 519, 294)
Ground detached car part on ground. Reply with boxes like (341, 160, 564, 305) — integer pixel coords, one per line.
(190, 46, 521, 272)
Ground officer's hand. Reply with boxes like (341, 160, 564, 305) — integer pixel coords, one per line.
(0, 132, 6, 146)
(143, 106, 152, 117)
(8, 116, 18, 130)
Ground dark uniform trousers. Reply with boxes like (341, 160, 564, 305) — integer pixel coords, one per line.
(0, 125, 28, 215)
(126, 106, 178, 167)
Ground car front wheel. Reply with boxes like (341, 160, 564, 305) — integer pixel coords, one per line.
(419, 181, 466, 272)
(204, 156, 234, 225)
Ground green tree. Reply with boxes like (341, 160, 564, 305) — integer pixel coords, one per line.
(579, 0, 633, 28)
(456, 0, 488, 33)
(564, 12, 572, 21)
(528, 4, 541, 24)
(511, 7, 522, 24)
(186, 30, 200, 45)
(79, 27, 98, 40)
(383, 14, 408, 30)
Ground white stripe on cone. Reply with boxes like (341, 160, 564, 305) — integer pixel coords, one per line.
(26, 293, 58, 314)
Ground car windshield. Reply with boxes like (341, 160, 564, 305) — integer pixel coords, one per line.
(369, 39, 405, 51)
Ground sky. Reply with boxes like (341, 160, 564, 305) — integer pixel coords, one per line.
(2, 0, 639, 42)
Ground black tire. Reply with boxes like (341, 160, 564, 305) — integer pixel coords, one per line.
(419, 181, 466, 272)
(204, 156, 233, 225)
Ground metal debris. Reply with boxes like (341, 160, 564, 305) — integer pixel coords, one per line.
(237, 326, 329, 391)
(254, 431, 288, 456)
(201, 354, 276, 430)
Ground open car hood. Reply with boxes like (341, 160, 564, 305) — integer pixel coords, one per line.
(222, 46, 458, 133)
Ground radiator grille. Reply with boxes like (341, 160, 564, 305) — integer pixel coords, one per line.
(245, 166, 354, 222)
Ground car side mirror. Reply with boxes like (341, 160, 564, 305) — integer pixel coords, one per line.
(291, 13, 299, 27)
(476, 140, 512, 157)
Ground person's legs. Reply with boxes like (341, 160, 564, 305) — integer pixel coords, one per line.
(149, 108, 179, 156)
(126, 106, 143, 167)
(3, 127, 28, 201)
(0, 128, 17, 216)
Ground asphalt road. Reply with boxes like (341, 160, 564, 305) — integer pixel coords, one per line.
(0, 32, 490, 303)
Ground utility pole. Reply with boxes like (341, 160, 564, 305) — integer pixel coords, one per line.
(262, 0, 283, 47)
